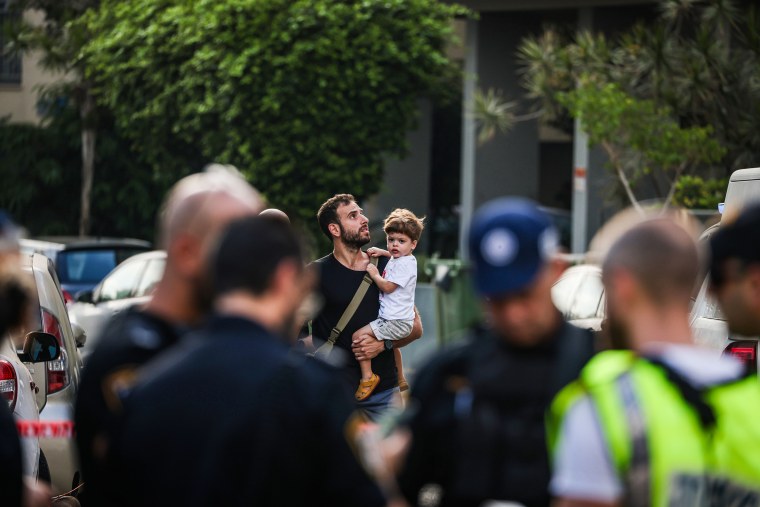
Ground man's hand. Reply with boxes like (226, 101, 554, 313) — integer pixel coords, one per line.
(352, 335, 385, 361)
(366, 263, 380, 278)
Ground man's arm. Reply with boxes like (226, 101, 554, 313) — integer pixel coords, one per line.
(352, 307, 423, 361)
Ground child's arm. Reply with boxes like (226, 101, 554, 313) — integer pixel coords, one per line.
(366, 247, 391, 258)
(366, 263, 398, 293)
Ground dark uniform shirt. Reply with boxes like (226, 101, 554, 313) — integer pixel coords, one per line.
(0, 398, 22, 507)
(111, 314, 387, 507)
(312, 253, 397, 393)
(398, 320, 595, 507)
(74, 307, 183, 506)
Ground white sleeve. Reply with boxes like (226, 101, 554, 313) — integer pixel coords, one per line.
(550, 396, 623, 502)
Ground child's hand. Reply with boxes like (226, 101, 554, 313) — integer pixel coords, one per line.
(367, 247, 389, 258)
(366, 263, 379, 277)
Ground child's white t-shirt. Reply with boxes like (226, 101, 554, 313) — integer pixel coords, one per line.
(378, 255, 417, 321)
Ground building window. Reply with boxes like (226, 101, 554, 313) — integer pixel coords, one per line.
(0, 0, 21, 84)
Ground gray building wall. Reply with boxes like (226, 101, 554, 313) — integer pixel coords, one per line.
(473, 11, 540, 206)
(364, 99, 433, 252)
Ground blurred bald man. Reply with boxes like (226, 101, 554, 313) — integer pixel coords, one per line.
(75, 164, 263, 505)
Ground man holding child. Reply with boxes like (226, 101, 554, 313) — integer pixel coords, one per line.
(307, 194, 423, 420)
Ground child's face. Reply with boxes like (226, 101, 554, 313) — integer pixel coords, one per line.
(386, 232, 416, 258)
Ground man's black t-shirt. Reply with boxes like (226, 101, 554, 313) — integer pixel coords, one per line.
(312, 253, 397, 393)
(74, 307, 183, 506)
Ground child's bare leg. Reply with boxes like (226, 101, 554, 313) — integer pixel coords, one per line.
(353, 324, 381, 401)
(352, 324, 378, 381)
(359, 358, 373, 381)
(394, 348, 409, 391)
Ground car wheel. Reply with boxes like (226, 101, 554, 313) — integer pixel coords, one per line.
(38, 449, 51, 484)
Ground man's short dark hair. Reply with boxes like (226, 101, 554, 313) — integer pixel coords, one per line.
(603, 220, 699, 305)
(213, 216, 304, 297)
(709, 202, 760, 288)
(316, 194, 355, 240)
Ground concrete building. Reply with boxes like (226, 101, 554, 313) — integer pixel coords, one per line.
(366, 0, 658, 257)
(0, 6, 58, 124)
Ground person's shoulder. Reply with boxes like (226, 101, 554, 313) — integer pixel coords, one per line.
(310, 253, 334, 267)
(87, 308, 174, 363)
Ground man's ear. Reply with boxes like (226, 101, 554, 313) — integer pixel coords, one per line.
(609, 269, 639, 308)
(168, 233, 203, 278)
(745, 265, 760, 307)
(327, 222, 341, 239)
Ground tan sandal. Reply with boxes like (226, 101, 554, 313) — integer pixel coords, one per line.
(355, 373, 380, 401)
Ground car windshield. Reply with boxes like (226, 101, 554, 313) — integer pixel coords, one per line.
(56, 248, 147, 284)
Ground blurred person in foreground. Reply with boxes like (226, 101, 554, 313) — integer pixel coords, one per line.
(307, 194, 422, 421)
(74, 165, 263, 505)
(397, 198, 596, 507)
(549, 219, 760, 507)
(709, 202, 760, 338)
(111, 216, 399, 506)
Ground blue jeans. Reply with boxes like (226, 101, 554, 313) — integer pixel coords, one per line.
(358, 387, 400, 423)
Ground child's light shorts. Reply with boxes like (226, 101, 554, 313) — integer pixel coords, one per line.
(369, 317, 414, 341)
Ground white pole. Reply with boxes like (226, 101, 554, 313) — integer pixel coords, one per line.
(572, 8, 592, 254)
(459, 18, 479, 262)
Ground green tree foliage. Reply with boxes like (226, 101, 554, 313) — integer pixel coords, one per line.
(557, 80, 725, 211)
(482, 0, 760, 208)
(0, 108, 186, 240)
(673, 175, 728, 210)
(6, 0, 102, 235)
(83, 0, 465, 232)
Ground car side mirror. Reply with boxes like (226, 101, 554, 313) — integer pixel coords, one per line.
(71, 322, 87, 348)
(19, 332, 60, 363)
(76, 290, 94, 304)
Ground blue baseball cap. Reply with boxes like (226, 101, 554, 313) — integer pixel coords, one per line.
(468, 198, 559, 297)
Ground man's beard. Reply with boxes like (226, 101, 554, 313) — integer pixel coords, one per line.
(340, 224, 370, 249)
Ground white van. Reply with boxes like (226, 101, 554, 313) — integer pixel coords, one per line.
(689, 168, 760, 371)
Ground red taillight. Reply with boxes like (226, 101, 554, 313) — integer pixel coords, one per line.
(0, 360, 17, 411)
(723, 341, 758, 374)
(62, 290, 74, 305)
(42, 309, 68, 394)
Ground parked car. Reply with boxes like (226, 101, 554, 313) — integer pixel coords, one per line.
(20, 237, 152, 304)
(551, 263, 604, 332)
(69, 250, 166, 358)
(690, 167, 760, 368)
(1, 329, 47, 480)
(20, 253, 86, 494)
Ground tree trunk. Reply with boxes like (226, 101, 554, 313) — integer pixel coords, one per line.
(661, 162, 687, 213)
(602, 141, 644, 215)
(79, 92, 96, 237)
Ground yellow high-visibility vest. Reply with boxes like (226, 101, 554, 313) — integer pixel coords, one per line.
(548, 350, 760, 507)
